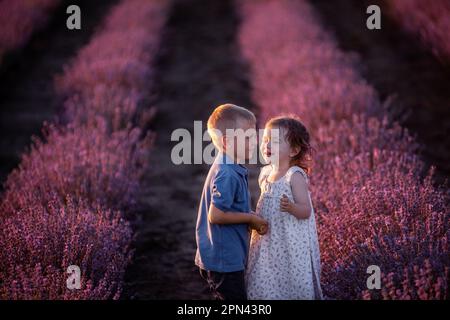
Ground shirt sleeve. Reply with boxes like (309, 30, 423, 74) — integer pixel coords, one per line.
(211, 169, 238, 212)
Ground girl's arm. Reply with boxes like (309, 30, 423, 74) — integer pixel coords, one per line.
(280, 172, 312, 219)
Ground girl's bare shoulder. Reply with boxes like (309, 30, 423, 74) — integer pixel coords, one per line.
(258, 165, 272, 185)
(287, 166, 309, 184)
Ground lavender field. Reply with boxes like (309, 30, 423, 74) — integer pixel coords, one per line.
(0, 0, 448, 300)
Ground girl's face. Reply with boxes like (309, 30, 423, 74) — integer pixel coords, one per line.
(261, 126, 299, 167)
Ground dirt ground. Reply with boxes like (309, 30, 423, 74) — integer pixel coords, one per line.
(121, 0, 258, 300)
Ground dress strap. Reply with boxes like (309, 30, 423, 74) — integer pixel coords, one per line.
(285, 166, 309, 185)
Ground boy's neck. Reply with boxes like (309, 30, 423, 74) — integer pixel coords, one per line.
(221, 150, 242, 165)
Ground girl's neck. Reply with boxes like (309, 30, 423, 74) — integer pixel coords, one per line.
(271, 159, 290, 173)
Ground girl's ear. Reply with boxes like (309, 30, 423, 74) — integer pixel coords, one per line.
(290, 146, 301, 158)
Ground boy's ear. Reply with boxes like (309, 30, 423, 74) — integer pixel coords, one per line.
(221, 135, 227, 151)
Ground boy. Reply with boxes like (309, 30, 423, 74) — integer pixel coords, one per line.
(195, 103, 268, 300)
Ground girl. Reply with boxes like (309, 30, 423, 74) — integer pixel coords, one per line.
(245, 115, 323, 300)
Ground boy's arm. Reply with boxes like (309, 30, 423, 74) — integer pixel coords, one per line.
(208, 204, 252, 224)
(209, 204, 268, 235)
(210, 170, 251, 225)
(209, 169, 268, 234)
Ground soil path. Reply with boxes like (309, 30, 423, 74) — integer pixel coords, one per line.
(122, 0, 256, 300)
(0, 0, 117, 189)
(312, 0, 450, 187)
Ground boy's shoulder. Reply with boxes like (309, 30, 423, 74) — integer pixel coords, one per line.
(213, 161, 241, 180)
(207, 160, 249, 191)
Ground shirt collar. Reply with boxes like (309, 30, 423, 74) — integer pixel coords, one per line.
(216, 152, 248, 176)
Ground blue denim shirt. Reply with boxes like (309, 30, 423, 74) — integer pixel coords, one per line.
(195, 152, 251, 272)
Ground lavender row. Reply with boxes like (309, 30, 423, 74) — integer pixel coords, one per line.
(238, 0, 448, 299)
(0, 0, 168, 299)
(386, 0, 450, 63)
(0, 0, 60, 64)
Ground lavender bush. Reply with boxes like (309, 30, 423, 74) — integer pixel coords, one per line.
(0, 121, 152, 216)
(0, 196, 132, 299)
(386, 0, 450, 63)
(0, 0, 59, 64)
(55, 0, 167, 131)
(0, 0, 168, 299)
(238, 0, 449, 299)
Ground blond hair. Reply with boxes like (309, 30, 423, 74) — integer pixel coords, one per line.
(207, 103, 256, 149)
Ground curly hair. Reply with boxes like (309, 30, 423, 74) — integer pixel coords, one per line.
(266, 114, 314, 175)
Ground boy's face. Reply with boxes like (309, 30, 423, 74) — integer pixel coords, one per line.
(223, 118, 257, 163)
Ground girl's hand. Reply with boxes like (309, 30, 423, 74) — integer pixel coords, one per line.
(280, 194, 293, 213)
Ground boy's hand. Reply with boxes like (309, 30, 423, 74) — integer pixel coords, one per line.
(257, 223, 268, 235)
(249, 214, 268, 235)
(280, 194, 294, 213)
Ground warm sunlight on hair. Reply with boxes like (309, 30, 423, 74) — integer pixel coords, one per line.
(207, 103, 256, 150)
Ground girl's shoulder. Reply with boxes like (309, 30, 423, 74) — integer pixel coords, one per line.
(260, 164, 272, 175)
(258, 165, 272, 186)
(285, 166, 309, 185)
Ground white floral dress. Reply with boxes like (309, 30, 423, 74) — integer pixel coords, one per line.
(246, 165, 323, 300)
